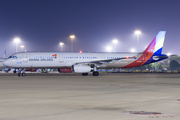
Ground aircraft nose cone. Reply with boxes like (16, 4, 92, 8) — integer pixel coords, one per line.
(3, 59, 10, 67)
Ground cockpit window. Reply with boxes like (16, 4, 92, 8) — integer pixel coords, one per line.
(8, 56, 17, 59)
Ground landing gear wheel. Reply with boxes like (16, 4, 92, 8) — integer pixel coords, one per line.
(22, 73, 26, 77)
(82, 73, 88, 76)
(13, 70, 16, 73)
(93, 71, 99, 76)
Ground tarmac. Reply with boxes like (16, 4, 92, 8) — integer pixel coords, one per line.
(0, 73, 180, 120)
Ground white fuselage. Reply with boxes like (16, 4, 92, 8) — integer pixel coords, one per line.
(3, 52, 139, 69)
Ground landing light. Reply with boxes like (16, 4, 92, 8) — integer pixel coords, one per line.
(79, 51, 82, 53)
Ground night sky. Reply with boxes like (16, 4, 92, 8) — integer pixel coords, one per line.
(0, 0, 180, 57)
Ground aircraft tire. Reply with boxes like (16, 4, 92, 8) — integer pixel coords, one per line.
(93, 71, 99, 76)
(22, 73, 26, 77)
(82, 73, 88, 76)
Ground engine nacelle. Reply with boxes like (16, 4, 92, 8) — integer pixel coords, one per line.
(58, 68, 72, 73)
(72, 65, 91, 73)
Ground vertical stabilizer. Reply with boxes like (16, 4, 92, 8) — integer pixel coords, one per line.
(143, 31, 166, 55)
(4, 49, 6, 58)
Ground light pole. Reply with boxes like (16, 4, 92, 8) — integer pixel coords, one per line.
(59, 42, 64, 52)
(20, 45, 24, 52)
(70, 35, 75, 52)
(135, 30, 141, 52)
(14, 37, 20, 52)
(112, 39, 118, 52)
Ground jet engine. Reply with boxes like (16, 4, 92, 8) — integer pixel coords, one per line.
(72, 65, 91, 73)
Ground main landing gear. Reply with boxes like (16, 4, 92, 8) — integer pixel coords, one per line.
(82, 71, 99, 76)
(92, 66, 99, 76)
(13, 69, 16, 73)
(82, 73, 88, 76)
(92, 71, 99, 76)
(81, 65, 99, 76)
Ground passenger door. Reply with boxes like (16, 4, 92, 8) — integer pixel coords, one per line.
(59, 54, 63, 62)
(23, 53, 29, 62)
(101, 55, 105, 60)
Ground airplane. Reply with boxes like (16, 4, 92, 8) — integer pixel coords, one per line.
(2, 31, 168, 76)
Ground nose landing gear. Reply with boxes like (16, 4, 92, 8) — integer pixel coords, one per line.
(17, 69, 26, 77)
(22, 73, 26, 76)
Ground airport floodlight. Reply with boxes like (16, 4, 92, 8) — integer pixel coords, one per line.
(135, 30, 141, 52)
(14, 37, 20, 43)
(112, 39, 118, 52)
(20, 45, 24, 52)
(14, 37, 21, 52)
(131, 48, 135, 52)
(70, 35, 75, 39)
(112, 39, 118, 44)
(106, 46, 112, 52)
(167, 53, 171, 56)
(59, 42, 64, 46)
(70, 35, 75, 52)
(135, 30, 141, 35)
(59, 42, 64, 52)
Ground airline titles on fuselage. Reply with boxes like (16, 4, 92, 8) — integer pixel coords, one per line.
(29, 58, 53, 61)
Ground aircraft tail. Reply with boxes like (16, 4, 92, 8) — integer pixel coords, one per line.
(123, 31, 167, 68)
(4, 49, 6, 58)
(143, 31, 166, 55)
